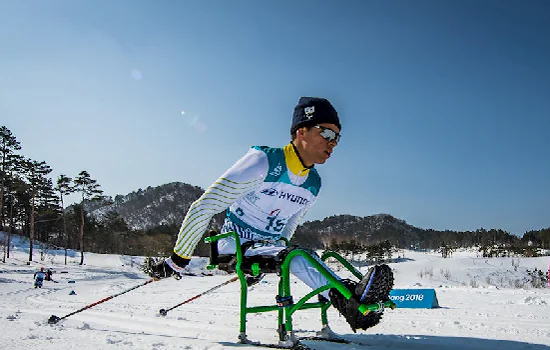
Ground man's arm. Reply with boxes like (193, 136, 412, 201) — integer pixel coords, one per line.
(169, 148, 269, 269)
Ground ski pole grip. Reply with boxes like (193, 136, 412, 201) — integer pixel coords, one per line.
(208, 230, 220, 265)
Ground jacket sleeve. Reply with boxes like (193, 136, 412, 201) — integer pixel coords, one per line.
(173, 148, 268, 258)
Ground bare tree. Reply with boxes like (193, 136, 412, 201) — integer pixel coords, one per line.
(73, 171, 103, 265)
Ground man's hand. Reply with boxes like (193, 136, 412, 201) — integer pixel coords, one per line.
(146, 258, 179, 280)
(146, 254, 190, 280)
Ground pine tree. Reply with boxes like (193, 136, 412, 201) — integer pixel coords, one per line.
(102, 210, 129, 254)
(0, 126, 22, 262)
(0, 126, 21, 230)
(73, 171, 103, 265)
(56, 174, 74, 264)
(20, 159, 52, 262)
(4, 173, 26, 259)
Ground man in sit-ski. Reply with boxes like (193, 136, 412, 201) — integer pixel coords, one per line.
(149, 96, 394, 331)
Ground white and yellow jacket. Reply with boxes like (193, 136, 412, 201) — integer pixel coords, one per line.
(173, 143, 321, 259)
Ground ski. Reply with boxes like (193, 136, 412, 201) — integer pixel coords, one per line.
(237, 341, 311, 350)
(299, 336, 351, 344)
(303, 336, 375, 347)
(232, 335, 363, 349)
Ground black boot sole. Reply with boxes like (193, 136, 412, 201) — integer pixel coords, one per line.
(352, 264, 394, 331)
(358, 264, 394, 304)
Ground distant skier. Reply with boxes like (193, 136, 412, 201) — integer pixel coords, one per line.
(45, 268, 54, 282)
(34, 267, 46, 288)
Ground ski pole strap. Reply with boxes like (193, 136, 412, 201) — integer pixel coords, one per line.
(276, 295, 294, 307)
(209, 230, 220, 265)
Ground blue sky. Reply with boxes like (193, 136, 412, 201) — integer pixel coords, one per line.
(1, 1, 548, 236)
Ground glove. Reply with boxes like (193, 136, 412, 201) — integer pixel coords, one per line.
(245, 273, 265, 287)
(147, 253, 190, 280)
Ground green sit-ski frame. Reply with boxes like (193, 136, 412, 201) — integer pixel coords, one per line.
(205, 231, 395, 347)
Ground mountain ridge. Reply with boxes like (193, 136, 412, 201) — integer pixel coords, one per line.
(79, 181, 538, 252)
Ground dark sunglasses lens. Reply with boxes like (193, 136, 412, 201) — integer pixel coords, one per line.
(320, 128, 339, 142)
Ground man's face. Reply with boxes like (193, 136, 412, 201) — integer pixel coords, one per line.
(301, 122, 340, 165)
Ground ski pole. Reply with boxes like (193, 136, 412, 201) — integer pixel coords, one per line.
(48, 278, 155, 324)
(159, 276, 239, 316)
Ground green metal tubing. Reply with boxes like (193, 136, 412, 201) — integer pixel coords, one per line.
(205, 232, 248, 334)
(204, 232, 395, 337)
(278, 237, 290, 246)
(234, 236, 249, 334)
(359, 300, 396, 314)
(277, 274, 284, 329)
(247, 301, 326, 314)
(320, 300, 330, 325)
(247, 304, 281, 313)
(289, 285, 330, 314)
(278, 249, 356, 332)
(204, 232, 238, 244)
(319, 251, 398, 314)
(280, 249, 354, 300)
(205, 233, 331, 335)
(320, 250, 363, 280)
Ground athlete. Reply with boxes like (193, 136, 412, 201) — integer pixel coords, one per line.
(149, 97, 393, 331)
(34, 267, 46, 288)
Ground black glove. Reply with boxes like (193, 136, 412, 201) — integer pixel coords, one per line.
(146, 253, 190, 280)
(245, 273, 266, 287)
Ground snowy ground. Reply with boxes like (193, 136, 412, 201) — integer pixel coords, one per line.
(1, 235, 549, 350)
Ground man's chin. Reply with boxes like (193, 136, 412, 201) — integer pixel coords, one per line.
(315, 158, 328, 165)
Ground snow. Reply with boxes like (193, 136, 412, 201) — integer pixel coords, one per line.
(1, 235, 549, 350)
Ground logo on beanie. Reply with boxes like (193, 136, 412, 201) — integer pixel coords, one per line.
(304, 106, 315, 119)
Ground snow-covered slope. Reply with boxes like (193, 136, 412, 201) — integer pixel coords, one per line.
(1, 236, 549, 350)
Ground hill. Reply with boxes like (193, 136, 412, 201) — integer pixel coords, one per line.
(73, 182, 545, 255)
(85, 182, 205, 230)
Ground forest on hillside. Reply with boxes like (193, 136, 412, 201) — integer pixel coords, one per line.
(2, 125, 549, 264)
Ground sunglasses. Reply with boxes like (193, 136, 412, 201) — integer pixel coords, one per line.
(313, 125, 341, 143)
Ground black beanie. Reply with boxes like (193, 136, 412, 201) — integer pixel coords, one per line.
(290, 97, 341, 135)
